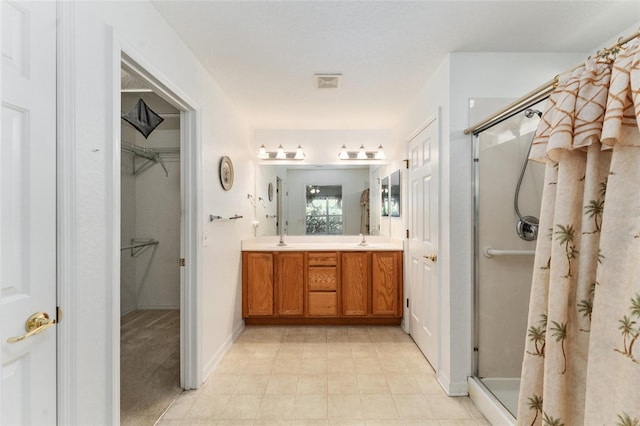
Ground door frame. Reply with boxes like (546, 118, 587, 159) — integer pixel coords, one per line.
(116, 45, 202, 394)
(56, 12, 203, 421)
(117, 46, 202, 391)
(404, 110, 441, 365)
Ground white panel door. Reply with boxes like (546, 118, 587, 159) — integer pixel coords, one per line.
(1, 1, 58, 424)
(408, 114, 439, 368)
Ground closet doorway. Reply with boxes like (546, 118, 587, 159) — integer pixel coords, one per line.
(118, 56, 197, 425)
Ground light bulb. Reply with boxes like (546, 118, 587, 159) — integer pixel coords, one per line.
(375, 145, 385, 160)
(294, 145, 305, 160)
(338, 145, 349, 160)
(276, 144, 286, 159)
(356, 145, 367, 160)
(258, 144, 268, 159)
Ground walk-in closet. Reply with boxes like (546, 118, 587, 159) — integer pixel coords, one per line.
(120, 68, 182, 425)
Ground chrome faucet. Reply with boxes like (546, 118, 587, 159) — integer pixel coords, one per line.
(358, 233, 367, 246)
(277, 233, 287, 246)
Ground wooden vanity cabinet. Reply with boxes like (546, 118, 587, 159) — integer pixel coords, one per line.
(275, 252, 304, 316)
(242, 251, 305, 317)
(307, 252, 338, 316)
(341, 252, 369, 316)
(242, 252, 274, 316)
(242, 250, 402, 324)
(372, 252, 402, 316)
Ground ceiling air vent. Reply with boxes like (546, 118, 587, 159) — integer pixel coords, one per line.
(315, 74, 341, 89)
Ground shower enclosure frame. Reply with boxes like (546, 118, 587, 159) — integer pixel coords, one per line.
(470, 102, 545, 424)
(471, 130, 519, 424)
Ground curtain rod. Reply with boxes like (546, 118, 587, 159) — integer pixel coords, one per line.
(464, 28, 640, 136)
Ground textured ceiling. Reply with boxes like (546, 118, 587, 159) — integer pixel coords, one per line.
(152, 1, 640, 129)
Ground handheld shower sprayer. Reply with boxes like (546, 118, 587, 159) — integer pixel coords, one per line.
(514, 109, 542, 241)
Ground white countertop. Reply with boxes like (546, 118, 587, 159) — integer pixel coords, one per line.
(241, 236, 404, 251)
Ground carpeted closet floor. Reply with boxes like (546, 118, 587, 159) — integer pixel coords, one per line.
(121, 309, 181, 426)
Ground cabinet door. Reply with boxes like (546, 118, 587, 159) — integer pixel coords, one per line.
(341, 252, 369, 316)
(243, 252, 274, 316)
(276, 252, 304, 315)
(372, 252, 400, 316)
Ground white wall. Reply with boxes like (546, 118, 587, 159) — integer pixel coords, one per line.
(447, 52, 584, 394)
(395, 56, 451, 374)
(66, 2, 252, 423)
(121, 127, 182, 315)
(395, 52, 585, 395)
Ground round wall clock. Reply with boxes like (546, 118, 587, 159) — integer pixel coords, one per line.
(268, 182, 274, 201)
(219, 156, 234, 191)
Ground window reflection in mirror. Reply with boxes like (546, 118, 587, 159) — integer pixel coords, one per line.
(306, 185, 343, 234)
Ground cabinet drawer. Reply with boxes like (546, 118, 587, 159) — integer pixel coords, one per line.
(308, 292, 337, 316)
(308, 267, 337, 291)
(308, 252, 337, 266)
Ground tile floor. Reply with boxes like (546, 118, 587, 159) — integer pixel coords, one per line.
(157, 326, 489, 425)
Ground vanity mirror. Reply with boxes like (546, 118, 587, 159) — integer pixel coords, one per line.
(381, 176, 389, 217)
(390, 170, 400, 217)
(255, 165, 379, 236)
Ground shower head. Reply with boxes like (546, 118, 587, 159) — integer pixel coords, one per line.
(524, 109, 542, 118)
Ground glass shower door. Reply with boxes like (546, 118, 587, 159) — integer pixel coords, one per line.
(474, 104, 545, 418)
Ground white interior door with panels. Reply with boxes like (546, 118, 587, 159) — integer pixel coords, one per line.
(407, 113, 439, 369)
(1, 1, 58, 424)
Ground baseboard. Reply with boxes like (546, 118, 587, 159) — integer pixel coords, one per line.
(120, 305, 137, 316)
(201, 319, 245, 382)
(232, 319, 245, 341)
(135, 304, 180, 310)
(437, 371, 469, 396)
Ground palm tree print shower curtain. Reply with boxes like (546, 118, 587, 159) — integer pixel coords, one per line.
(517, 43, 640, 425)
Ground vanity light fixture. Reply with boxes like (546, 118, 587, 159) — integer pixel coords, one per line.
(258, 144, 268, 159)
(338, 144, 386, 160)
(357, 145, 367, 160)
(257, 144, 305, 160)
(338, 145, 349, 160)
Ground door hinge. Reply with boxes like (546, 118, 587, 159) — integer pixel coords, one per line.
(404, 159, 409, 169)
(56, 306, 62, 323)
(179, 258, 185, 267)
(406, 299, 409, 308)
(406, 229, 410, 239)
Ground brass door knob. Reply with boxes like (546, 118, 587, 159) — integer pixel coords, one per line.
(6, 312, 56, 343)
(423, 254, 437, 262)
